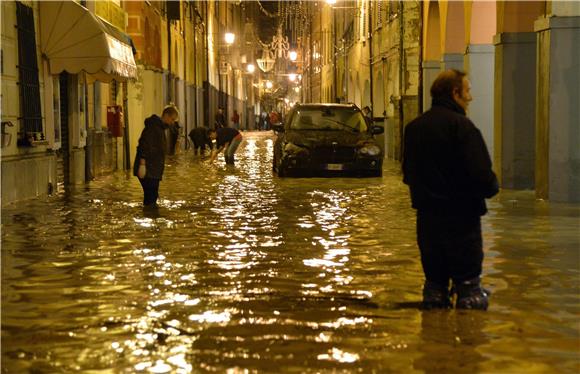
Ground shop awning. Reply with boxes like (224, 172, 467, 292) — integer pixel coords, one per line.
(40, 0, 137, 80)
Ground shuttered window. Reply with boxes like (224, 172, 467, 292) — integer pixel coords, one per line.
(16, 2, 43, 139)
(376, 1, 383, 28)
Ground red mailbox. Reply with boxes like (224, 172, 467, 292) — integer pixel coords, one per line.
(107, 105, 124, 137)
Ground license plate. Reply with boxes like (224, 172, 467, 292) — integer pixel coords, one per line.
(325, 164, 344, 171)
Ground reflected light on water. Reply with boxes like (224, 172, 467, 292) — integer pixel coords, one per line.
(317, 347, 360, 363)
(188, 310, 232, 324)
(2, 132, 579, 373)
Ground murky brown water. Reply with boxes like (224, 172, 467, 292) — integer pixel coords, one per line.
(2, 131, 579, 373)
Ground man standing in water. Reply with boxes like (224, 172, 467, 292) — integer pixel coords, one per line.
(133, 105, 179, 207)
(208, 127, 242, 165)
(402, 69, 499, 310)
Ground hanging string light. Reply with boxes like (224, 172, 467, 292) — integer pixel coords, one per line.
(256, 0, 276, 18)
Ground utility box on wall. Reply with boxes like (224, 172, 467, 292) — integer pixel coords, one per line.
(107, 105, 124, 137)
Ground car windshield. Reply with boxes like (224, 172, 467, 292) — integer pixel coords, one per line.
(290, 108, 367, 132)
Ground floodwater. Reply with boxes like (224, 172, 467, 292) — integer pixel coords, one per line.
(2, 131, 579, 373)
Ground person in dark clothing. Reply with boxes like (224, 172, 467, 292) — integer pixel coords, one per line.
(402, 69, 499, 310)
(208, 127, 242, 165)
(188, 127, 213, 156)
(214, 107, 226, 129)
(168, 121, 181, 155)
(231, 109, 240, 130)
(133, 105, 179, 207)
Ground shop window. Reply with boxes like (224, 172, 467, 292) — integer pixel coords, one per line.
(16, 2, 43, 145)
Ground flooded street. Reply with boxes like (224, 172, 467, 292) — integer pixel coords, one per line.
(2, 131, 579, 373)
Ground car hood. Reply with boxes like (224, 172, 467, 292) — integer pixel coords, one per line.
(285, 130, 372, 148)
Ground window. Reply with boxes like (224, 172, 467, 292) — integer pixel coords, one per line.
(291, 108, 366, 132)
(16, 2, 43, 142)
(376, 1, 383, 28)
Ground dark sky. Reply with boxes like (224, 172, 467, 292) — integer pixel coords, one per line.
(253, 1, 279, 45)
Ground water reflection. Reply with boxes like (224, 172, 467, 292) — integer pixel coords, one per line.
(414, 311, 488, 373)
(2, 132, 579, 372)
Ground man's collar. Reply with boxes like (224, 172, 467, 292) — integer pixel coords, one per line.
(432, 97, 466, 116)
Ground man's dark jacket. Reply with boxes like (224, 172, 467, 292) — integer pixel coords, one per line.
(402, 97, 498, 216)
(189, 127, 213, 149)
(133, 115, 167, 180)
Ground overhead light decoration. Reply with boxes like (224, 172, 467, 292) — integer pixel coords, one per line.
(257, 49, 275, 73)
(246, 64, 255, 73)
(289, 51, 298, 61)
(224, 32, 235, 45)
(257, 26, 291, 73)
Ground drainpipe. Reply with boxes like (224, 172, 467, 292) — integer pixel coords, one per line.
(309, 8, 313, 102)
(418, 1, 423, 114)
(368, 0, 374, 114)
(192, 4, 198, 129)
(183, 2, 188, 146)
(123, 81, 130, 169)
(333, 6, 338, 102)
(84, 73, 93, 181)
(167, 10, 172, 103)
(398, 0, 404, 160)
(204, 0, 210, 128)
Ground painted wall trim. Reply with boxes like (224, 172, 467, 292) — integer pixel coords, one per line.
(534, 15, 580, 32)
(467, 44, 494, 54)
(493, 32, 536, 45)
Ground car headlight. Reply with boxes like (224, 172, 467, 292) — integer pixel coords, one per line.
(359, 144, 381, 156)
(284, 142, 309, 155)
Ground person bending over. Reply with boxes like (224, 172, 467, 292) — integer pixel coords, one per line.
(208, 127, 242, 165)
(189, 127, 213, 156)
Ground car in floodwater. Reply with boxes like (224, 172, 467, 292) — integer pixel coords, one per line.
(272, 103, 384, 177)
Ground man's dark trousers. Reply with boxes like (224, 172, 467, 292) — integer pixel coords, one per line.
(139, 178, 160, 206)
(416, 211, 483, 286)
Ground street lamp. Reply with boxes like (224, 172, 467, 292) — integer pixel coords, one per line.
(224, 32, 235, 45)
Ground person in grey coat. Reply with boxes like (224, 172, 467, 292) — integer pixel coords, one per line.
(133, 106, 179, 207)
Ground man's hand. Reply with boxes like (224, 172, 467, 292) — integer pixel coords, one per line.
(137, 159, 146, 178)
(209, 147, 223, 162)
(209, 150, 217, 162)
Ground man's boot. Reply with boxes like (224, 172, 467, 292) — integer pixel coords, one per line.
(422, 280, 452, 310)
(455, 277, 490, 310)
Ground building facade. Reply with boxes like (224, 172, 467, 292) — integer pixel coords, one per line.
(299, 0, 579, 203)
(1, 0, 256, 207)
(2, 0, 578, 203)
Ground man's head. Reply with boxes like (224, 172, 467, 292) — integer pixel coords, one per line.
(362, 106, 371, 116)
(208, 129, 217, 140)
(161, 105, 179, 126)
(430, 69, 473, 111)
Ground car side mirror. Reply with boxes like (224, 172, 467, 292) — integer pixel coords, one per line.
(371, 125, 384, 135)
(272, 123, 285, 133)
